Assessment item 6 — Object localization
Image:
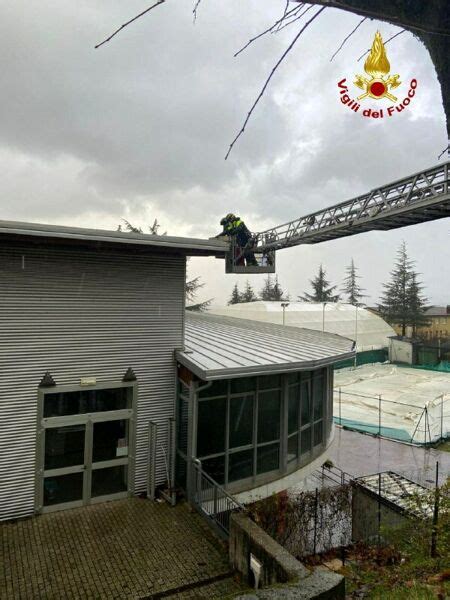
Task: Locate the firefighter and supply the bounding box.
[217,214,257,266]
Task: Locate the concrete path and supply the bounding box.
[330,427,450,486]
[1,498,246,599]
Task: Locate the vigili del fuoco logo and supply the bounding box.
[337,31,417,119]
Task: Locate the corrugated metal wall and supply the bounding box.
[0,243,185,521]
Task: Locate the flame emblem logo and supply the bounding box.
[354,31,401,101]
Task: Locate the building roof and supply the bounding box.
[356,472,432,518]
[0,219,228,257]
[209,301,395,352]
[425,306,449,317]
[176,312,355,380]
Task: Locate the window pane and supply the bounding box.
[198,379,228,398]
[288,386,299,434]
[287,372,300,385]
[231,377,256,394]
[197,398,226,457]
[175,453,187,490]
[258,374,281,390]
[301,381,311,426]
[287,433,299,464]
[44,473,83,506]
[313,375,324,421]
[92,420,128,463]
[229,449,254,482]
[314,422,323,447]
[230,395,253,449]
[177,396,189,455]
[257,391,281,443]
[44,388,129,417]
[257,443,280,474]
[91,466,127,497]
[301,428,311,455]
[202,455,225,485]
[45,425,85,470]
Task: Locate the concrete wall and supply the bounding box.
[230,512,345,599]
[352,485,409,543]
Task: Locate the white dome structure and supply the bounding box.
[209,301,395,351]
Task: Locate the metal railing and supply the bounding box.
[190,458,244,538]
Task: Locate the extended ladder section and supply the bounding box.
[254,161,450,253]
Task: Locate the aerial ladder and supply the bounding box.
[224,161,450,274]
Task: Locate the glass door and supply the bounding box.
[40,412,133,512]
[43,424,87,509]
[90,417,130,502]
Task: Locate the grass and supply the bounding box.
[435,439,450,453]
[341,528,450,599]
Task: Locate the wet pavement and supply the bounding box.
[330,427,450,486]
[1,498,247,599]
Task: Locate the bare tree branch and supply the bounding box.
[225,5,326,160]
[293,0,450,37]
[330,17,366,62]
[273,1,300,32]
[95,0,166,49]
[192,0,202,23]
[234,4,302,57]
[357,29,406,62]
[273,4,315,34]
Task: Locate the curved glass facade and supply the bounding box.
[177,367,332,492]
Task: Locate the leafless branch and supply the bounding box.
[273,4,315,34]
[330,17,366,62]
[192,0,202,23]
[234,4,301,57]
[273,1,301,32]
[357,29,406,62]
[95,0,166,49]
[225,5,326,160]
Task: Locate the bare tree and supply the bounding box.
[95,1,450,156]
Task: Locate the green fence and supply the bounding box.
[333,348,388,370]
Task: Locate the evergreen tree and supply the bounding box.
[341,258,366,305]
[378,241,429,335]
[118,218,210,311]
[259,275,289,301]
[299,265,340,302]
[241,280,258,303]
[406,272,430,335]
[228,283,242,305]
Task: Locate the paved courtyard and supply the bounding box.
[1,498,247,599]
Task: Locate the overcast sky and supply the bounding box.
[1,1,448,306]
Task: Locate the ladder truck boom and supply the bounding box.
[225,161,450,274]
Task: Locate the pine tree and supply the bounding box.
[241,280,258,303]
[271,276,289,301]
[118,218,210,311]
[378,241,428,335]
[299,265,340,302]
[341,258,366,305]
[228,283,242,305]
[259,275,289,301]
[406,272,430,335]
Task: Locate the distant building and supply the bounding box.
[369,305,449,342]
[417,306,449,340]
